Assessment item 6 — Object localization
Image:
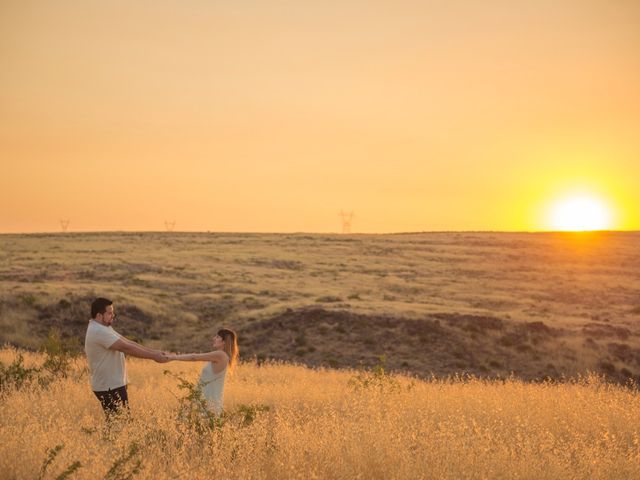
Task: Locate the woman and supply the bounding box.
[169,328,238,415]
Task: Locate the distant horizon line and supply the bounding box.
[1,229,638,236]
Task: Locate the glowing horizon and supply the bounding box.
[1,1,639,234]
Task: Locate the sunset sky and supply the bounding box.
[1,0,638,233]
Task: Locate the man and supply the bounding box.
[85,297,169,418]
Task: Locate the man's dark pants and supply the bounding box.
[93,385,129,419]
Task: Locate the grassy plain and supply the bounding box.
[1,347,639,479]
[1,231,639,380]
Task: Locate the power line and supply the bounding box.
[339,210,354,234]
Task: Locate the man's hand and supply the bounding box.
[154,352,170,363]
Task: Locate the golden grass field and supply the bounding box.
[1,232,640,478]
[1,231,639,381]
[1,347,639,480]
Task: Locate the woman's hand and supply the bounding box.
[161,353,179,361]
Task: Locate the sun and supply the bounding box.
[548,194,613,231]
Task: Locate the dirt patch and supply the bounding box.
[583,323,631,340]
[6,295,164,348]
[607,343,640,365]
[239,308,571,380]
[36,295,94,340]
[240,307,455,373]
[188,296,237,319]
[432,313,504,333]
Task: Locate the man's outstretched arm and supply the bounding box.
[110,339,168,363]
[116,336,167,355]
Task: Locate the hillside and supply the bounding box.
[1,231,639,381]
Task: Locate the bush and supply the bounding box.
[40,329,78,381]
[0,330,79,394]
[348,355,401,392]
[0,354,40,393]
[316,295,342,303]
[165,371,271,434]
[164,371,218,434]
[38,444,82,480]
[104,442,142,480]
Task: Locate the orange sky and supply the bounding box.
[1,0,639,233]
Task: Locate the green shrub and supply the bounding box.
[39,329,79,385]
[231,403,271,427]
[348,355,401,392]
[164,371,218,434]
[0,354,40,393]
[0,330,80,394]
[38,444,82,480]
[165,371,270,434]
[104,442,142,480]
[315,295,342,303]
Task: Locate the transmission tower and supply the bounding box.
[60,219,70,232]
[339,210,354,234]
[164,220,176,232]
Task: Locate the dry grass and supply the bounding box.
[1,347,639,479]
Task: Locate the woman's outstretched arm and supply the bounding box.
[168,351,223,362]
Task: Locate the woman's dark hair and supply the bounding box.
[91,297,113,318]
[217,328,239,371]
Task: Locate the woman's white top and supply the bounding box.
[199,361,227,415]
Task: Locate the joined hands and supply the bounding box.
[154,352,172,363]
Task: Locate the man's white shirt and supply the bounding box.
[84,319,127,391]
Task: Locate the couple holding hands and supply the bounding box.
[85,297,238,418]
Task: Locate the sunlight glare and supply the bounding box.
[549,195,613,231]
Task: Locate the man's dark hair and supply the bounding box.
[91,298,113,318]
